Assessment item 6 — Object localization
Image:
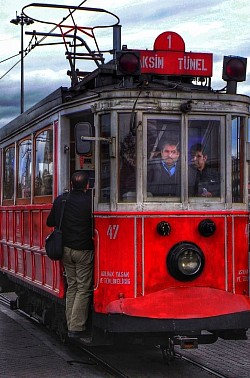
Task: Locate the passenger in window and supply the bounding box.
[189,143,220,197]
[148,138,181,196]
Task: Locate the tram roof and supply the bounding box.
[0,87,67,142]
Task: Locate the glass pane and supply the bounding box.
[188,120,220,198]
[119,114,136,202]
[100,114,111,203]
[17,140,32,198]
[147,119,181,197]
[3,146,15,200]
[232,116,244,203]
[35,129,53,196]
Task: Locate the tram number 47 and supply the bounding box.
[107,225,119,239]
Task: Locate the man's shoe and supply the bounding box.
[80,336,92,344]
[68,330,87,339]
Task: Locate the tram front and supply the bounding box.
[74,31,250,345]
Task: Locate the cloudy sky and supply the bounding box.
[0,0,250,128]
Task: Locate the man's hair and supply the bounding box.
[190,143,205,155]
[71,171,89,190]
[160,138,180,151]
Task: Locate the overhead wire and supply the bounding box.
[0,0,88,81]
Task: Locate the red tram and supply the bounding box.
[0,5,250,351]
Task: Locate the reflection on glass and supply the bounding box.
[100,114,111,203]
[17,140,32,198]
[3,146,15,200]
[188,120,220,198]
[35,129,53,196]
[147,119,181,197]
[232,116,244,203]
[119,113,136,202]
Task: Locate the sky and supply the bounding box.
[0,0,250,128]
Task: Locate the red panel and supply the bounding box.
[15,212,22,243]
[226,215,233,292]
[16,248,24,276]
[33,252,42,285]
[24,250,32,280]
[143,215,226,294]
[44,256,54,289]
[233,216,249,295]
[53,262,65,296]
[1,211,7,240]
[107,287,250,319]
[1,245,8,269]
[136,218,143,297]
[8,246,15,273]
[32,211,41,247]
[42,209,52,247]
[94,216,135,312]
[0,205,64,299]
[23,211,30,245]
[93,211,249,315]
[8,211,14,242]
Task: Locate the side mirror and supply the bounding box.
[75,122,92,154]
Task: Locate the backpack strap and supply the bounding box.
[58,193,69,230]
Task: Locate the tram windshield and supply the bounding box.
[188,120,220,199]
[146,118,221,200]
[147,119,181,198]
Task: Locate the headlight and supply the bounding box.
[178,250,201,275]
[167,242,205,281]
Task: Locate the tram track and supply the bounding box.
[175,352,229,378]
[77,342,130,378]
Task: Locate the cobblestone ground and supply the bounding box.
[178,330,250,378]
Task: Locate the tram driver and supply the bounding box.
[188,143,220,197]
[147,138,181,196]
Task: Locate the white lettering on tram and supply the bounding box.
[178,56,207,71]
[100,271,131,285]
[107,224,119,239]
[141,55,164,69]
[236,268,249,282]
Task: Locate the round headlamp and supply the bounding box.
[167,242,204,281]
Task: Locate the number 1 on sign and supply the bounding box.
[167,34,172,49]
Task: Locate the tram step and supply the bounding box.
[0,292,18,310]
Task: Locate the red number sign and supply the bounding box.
[138,31,213,77]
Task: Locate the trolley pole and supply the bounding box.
[10,12,34,114]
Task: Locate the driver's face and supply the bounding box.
[161,144,180,167]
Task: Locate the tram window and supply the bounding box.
[3,146,15,200]
[34,129,53,196]
[119,113,136,202]
[100,114,111,203]
[17,139,32,199]
[188,120,220,198]
[232,116,244,203]
[147,119,181,198]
